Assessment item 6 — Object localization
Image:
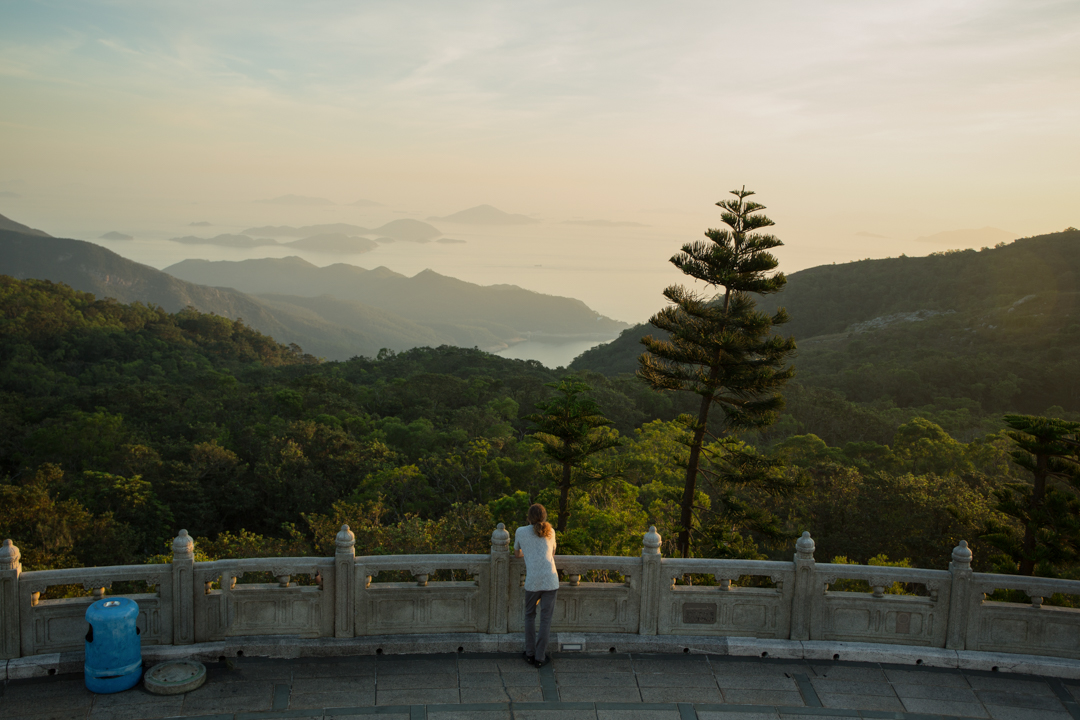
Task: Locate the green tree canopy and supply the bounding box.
[525,377,622,531]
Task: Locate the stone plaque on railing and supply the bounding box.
[682,603,717,624]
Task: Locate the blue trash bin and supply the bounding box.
[85,597,143,693]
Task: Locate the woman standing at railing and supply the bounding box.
[514,503,559,668]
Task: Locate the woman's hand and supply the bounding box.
[515,549,523,558]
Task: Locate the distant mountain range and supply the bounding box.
[99,231,133,240]
[0,212,50,238]
[0,215,626,362]
[164,256,627,341]
[428,205,539,225]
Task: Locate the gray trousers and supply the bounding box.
[524,589,558,661]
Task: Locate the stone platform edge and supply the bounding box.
[5,634,1078,682]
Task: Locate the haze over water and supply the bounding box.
[2,1,1077,363]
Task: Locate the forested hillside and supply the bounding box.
[572,229,1080,441]
[0,276,1048,584]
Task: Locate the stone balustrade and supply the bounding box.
[2,528,1080,663]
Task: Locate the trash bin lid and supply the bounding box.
[86,596,139,623]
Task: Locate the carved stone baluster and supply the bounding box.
[790,531,815,641]
[489,523,510,634]
[172,530,195,645]
[639,526,662,636]
[0,539,21,659]
[335,524,356,638]
[946,540,973,650]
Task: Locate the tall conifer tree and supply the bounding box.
[986,414,1080,576]
[638,187,795,557]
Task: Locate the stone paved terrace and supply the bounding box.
[4,652,1080,720]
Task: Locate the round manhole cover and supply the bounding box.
[143,660,206,695]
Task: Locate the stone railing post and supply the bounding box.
[639,526,662,635]
[171,530,195,645]
[946,539,973,650]
[335,525,356,638]
[790,531,815,641]
[489,523,510,633]
[0,539,21,659]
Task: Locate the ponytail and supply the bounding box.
[527,503,553,538]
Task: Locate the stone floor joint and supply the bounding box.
[793,672,823,708]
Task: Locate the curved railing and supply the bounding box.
[2,527,1078,663]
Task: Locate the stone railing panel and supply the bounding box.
[657,558,795,638]
[18,565,172,656]
[811,563,950,648]
[964,573,1080,660]
[508,556,642,635]
[192,558,334,642]
[355,554,491,636]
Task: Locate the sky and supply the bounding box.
[1,0,1078,327]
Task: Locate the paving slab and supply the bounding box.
[290,690,376,708]
[496,671,540,686]
[458,673,505,688]
[595,709,682,720]
[639,686,723,703]
[964,674,1057,696]
[983,706,1074,720]
[892,681,980,702]
[292,676,376,694]
[429,710,513,720]
[885,666,972,686]
[554,672,639,687]
[552,658,634,673]
[808,678,895,696]
[630,656,712,674]
[975,688,1069,710]
[504,686,544,702]
[716,675,797,691]
[806,665,887,682]
[720,688,804,706]
[697,712,780,720]
[510,708,598,720]
[901,695,991,716]
[376,688,460,705]
[559,686,641,702]
[379,674,459,690]
[458,687,510,703]
[816,690,905,711]
[637,673,718,688]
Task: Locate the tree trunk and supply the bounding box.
[1019,452,1049,576]
[677,391,713,558]
[557,461,572,532]
[676,291,731,559]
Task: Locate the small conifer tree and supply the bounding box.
[526,377,623,531]
[638,187,796,557]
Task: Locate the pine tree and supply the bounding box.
[986,414,1080,576]
[638,187,796,557]
[526,377,623,531]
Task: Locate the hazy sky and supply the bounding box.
[1,1,1078,320]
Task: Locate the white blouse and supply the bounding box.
[514,525,559,592]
